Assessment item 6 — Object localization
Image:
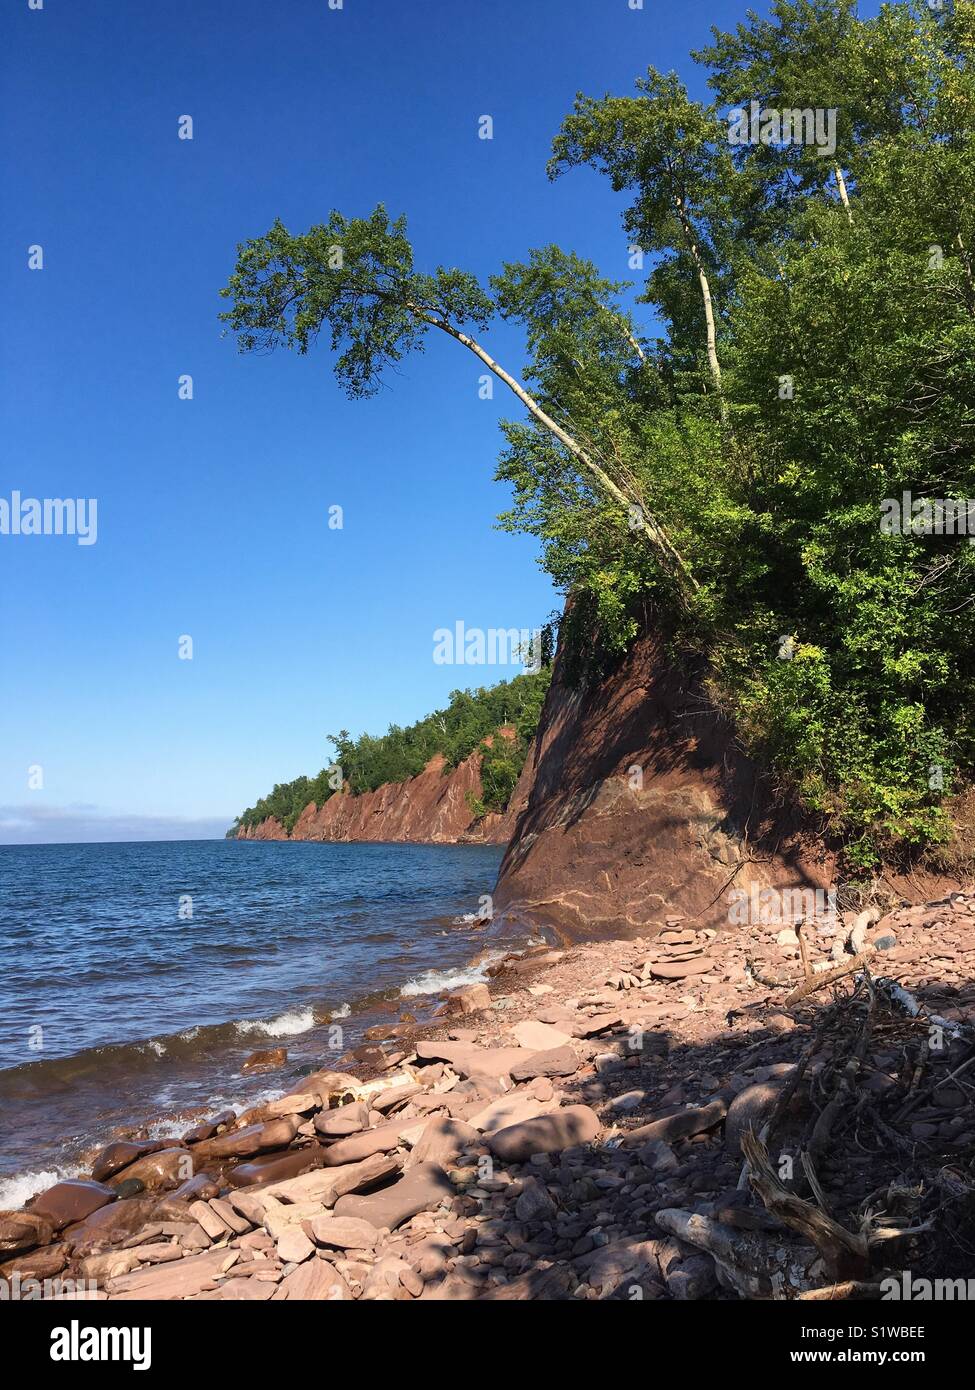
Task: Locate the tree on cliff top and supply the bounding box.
[219,208,696,597]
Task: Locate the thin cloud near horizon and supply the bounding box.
[0,804,233,846]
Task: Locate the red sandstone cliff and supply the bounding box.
[236,621,960,937]
[235,748,508,845]
[492,623,960,939]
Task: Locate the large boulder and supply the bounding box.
[227,1145,324,1189]
[333,1162,452,1231]
[487,1105,600,1163]
[319,1118,415,1167]
[0,1209,55,1255]
[90,1139,170,1182]
[407,1117,478,1169]
[724,1067,798,1155]
[314,1102,370,1138]
[192,1117,297,1163]
[29,1180,115,1232]
[509,1046,579,1081]
[64,1197,158,1255]
[107,1147,190,1192]
[489,1106,598,1162]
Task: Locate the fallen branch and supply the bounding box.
[784,948,876,1006]
[797,1279,884,1301]
[742,1130,871,1282]
[655,1207,816,1298]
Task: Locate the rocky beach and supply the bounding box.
[5,887,975,1303]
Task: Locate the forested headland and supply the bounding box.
[232,669,551,833]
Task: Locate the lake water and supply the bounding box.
[0,838,514,1204]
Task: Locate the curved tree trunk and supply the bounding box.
[407,302,698,597]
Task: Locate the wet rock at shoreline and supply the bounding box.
[0,1209,56,1255]
[193,1116,298,1163]
[163,1174,221,1209]
[29,1180,116,1232]
[64,1197,158,1255]
[108,1146,190,1192]
[183,1110,236,1144]
[91,1139,170,1183]
[228,1145,325,1189]
[242,1047,288,1072]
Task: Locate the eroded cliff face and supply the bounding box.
[235,750,508,845]
[492,625,958,940]
[236,623,959,936]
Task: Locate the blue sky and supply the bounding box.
[1,0,767,843]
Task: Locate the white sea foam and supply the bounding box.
[0,1165,83,1210]
[329,1003,351,1020]
[233,1008,316,1038]
[144,1089,281,1141]
[400,954,504,997]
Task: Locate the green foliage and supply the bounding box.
[478,736,526,814]
[507,1,975,870]
[235,670,551,831]
[219,206,494,398]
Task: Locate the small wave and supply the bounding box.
[233,1008,316,1039]
[142,1088,281,1142]
[401,956,502,997]
[0,1165,83,1209]
[329,1003,351,1020]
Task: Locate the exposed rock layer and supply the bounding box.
[492,625,960,939]
[235,751,508,845]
